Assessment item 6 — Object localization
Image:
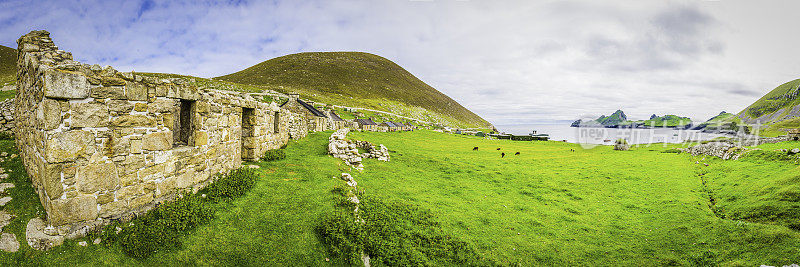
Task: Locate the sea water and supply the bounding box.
[497,124,727,145]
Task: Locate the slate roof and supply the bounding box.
[381,122,399,128]
[393,122,406,128]
[355,119,377,125]
[328,110,345,121]
[281,98,326,117]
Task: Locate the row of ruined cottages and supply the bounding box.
[12,30,421,238]
[282,93,418,133]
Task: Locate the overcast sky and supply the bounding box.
[1,0,798,125]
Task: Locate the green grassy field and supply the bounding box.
[0,131,799,265]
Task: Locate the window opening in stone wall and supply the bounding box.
[175,100,195,147]
[273,112,280,133]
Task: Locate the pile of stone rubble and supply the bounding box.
[328,129,390,170]
[684,141,745,160]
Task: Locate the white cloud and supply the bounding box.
[1,0,798,125]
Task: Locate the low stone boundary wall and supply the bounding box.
[328,129,390,170]
[685,135,792,160]
[684,142,745,160]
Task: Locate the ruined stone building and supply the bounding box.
[14,30,295,236]
[355,118,378,131]
[11,30,419,240]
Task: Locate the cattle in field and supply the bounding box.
[501,152,505,158]
[514,152,520,155]
[472,147,479,151]
[496,148,501,150]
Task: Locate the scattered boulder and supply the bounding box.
[0,233,19,252]
[0,197,11,207]
[0,183,14,194]
[788,148,800,155]
[0,211,13,232]
[613,139,630,151]
[25,218,64,251]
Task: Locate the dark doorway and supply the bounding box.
[175,100,194,147]
[273,112,280,133]
[242,108,255,160]
[242,108,255,138]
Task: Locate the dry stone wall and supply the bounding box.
[0,100,14,135]
[328,128,389,170]
[15,30,290,236]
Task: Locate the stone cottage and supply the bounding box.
[789,129,800,141]
[280,93,329,135]
[355,118,378,131]
[325,109,350,130]
[14,30,291,236]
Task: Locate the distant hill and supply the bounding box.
[738,79,800,124]
[640,114,692,128]
[572,110,693,128]
[215,52,492,128]
[0,45,15,86]
[690,111,738,131]
[571,110,626,127]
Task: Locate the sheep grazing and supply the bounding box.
[501,152,505,158]
[473,147,479,151]
[514,152,520,155]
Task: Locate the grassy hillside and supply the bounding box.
[640,114,693,127]
[215,52,491,128]
[739,79,800,124]
[0,45,15,86]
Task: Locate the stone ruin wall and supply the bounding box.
[14,30,291,235]
[0,99,14,135]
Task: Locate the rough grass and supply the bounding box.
[215,52,491,128]
[758,117,800,137]
[346,130,800,265]
[739,78,800,121]
[0,90,15,101]
[135,72,265,93]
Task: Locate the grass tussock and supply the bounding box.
[317,190,485,265]
[261,149,286,162]
[95,168,257,259]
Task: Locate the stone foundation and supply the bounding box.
[14,30,291,237]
